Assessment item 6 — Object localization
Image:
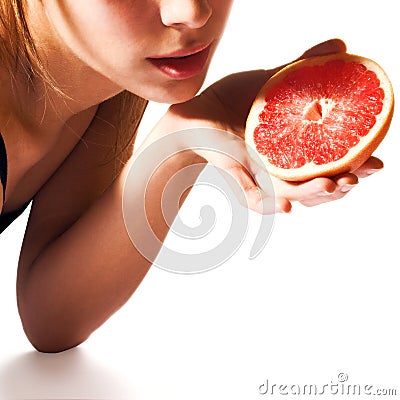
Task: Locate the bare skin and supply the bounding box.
[0,0,383,352]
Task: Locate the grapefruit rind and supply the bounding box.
[245,53,394,181]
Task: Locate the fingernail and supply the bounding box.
[317,190,335,196]
[340,184,357,193]
[366,168,382,175]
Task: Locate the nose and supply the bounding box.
[160,0,213,29]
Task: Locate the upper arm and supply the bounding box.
[18,98,135,272]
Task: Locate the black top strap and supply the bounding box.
[0,132,7,204]
[0,131,30,233]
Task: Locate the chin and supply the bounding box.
[162,91,199,104]
[139,74,207,104]
[145,91,197,105]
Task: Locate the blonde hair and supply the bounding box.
[0,0,148,168]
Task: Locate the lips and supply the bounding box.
[147,43,212,80]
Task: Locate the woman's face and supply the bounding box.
[40,0,233,103]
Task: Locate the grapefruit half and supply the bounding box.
[245,53,394,181]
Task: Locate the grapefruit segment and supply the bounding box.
[245,53,394,181]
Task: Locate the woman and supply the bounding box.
[0,0,382,353]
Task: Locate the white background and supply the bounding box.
[1,0,399,399]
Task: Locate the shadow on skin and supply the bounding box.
[0,347,135,399]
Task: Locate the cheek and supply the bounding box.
[46,1,155,64]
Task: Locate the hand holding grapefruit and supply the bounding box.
[245,53,394,181]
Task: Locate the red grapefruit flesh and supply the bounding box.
[245,53,394,181]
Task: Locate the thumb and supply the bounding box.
[221,163,277,214]
[218,157,293,215]
[299,38,347,60]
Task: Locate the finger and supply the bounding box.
[332,173,358,193]
[245,187,284,214]
[238,159,291,214]
[299,38,347,60]
[299,184,352,207]
[299,172,360,207]
[273,176,337,202]
[222,164,277,215]
[276,197,292,214]
[300,191,346,207]
[352,156,384,178]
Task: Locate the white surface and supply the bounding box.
[1,1,399,399]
